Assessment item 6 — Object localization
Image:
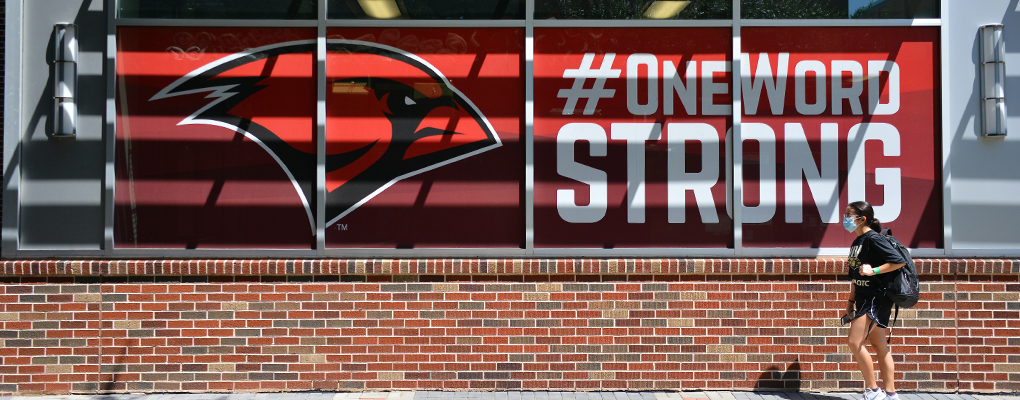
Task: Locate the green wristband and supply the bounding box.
[875,266,880,274]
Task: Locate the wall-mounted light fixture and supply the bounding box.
[53,23,77,138]
[358,0,401,19]
[643,1,691,19]
[979,24,1007,137]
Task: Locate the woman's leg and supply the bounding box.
[868,325,896,393]
[848,315,878,390]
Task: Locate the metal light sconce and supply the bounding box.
[53,23,77,137]
[979,24,1007,137]
[358,0,401,19]
[643,1,691,19]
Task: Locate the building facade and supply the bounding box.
[2,0,1018,395]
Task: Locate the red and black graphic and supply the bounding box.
[116,27,523,249]
[152,39,501,230]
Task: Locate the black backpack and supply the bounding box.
[878,228,920,309]
[864,228,921,343]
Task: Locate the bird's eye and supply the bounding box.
[404,96,416,106]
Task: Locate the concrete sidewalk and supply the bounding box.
[3,391,1019,400]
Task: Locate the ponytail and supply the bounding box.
[869,217,882,232]
[848,201,882,232]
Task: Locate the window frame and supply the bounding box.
[93,0,948,258]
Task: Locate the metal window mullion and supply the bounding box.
[113,18,320,27]
[104,0,118,255]
[525,0,535,255]
[12,246,920,258]
[739,18,940,27]
[324,20,525,28]
[316,0,328,255]
[731,0,743,255]
[940,0,952,256]
[532,20,731,28]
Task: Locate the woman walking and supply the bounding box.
[843,201,906,400]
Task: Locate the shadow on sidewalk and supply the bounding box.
[755,360,802,392]
[751,358,856,400]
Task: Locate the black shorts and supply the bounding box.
[852,293,893,328]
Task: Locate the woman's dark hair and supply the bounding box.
[848,201,882,232]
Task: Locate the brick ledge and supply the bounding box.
[1,259,1017,276]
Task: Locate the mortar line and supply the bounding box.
[955,264,959,394]
[99,266,105,395]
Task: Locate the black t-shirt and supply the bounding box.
[847,230,907,296]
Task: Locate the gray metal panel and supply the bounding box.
[3,0,25,257]
[946,0,1020,250]
[19,0,106,250]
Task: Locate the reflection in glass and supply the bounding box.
[118,0,316,19]
[535,0,731,20]
[322,28,525,249]
[115,27,319,249]
[328,0,525,19]
[741,0,938,19]
[848,0,938,18]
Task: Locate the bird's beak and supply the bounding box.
[403,98,491,160]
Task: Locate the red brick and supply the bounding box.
[0,259,1013,394]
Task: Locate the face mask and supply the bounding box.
[843,216,861,232]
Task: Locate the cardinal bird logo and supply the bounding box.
[151,39,501,232]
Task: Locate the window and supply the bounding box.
[741,0,939,19]
[118,0,317,19]
[534,0,731,20]
[328,0,525,20]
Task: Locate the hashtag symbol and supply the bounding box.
[558,53,621,115]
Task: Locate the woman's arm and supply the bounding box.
[860,262,905,276]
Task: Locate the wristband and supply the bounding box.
[875,266,881,274]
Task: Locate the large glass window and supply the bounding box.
[328,0,525,20]
[846,0,938,19]
[741,0,939,19]
[534,28,734,249]
[535,0,731,20]
[116,27,318,249]
[118,0,317,19]
[323,28,526,248]
[738,27,942,248]
[110,4,944,254]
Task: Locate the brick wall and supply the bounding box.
[0,259,1017,395]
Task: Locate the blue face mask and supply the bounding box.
[843,216,861,232]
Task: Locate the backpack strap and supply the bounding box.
[888,304,898,345]
[863,305,897,344]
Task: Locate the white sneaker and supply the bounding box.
[887,393,899,400]
[863,388,887,400]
